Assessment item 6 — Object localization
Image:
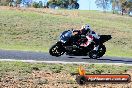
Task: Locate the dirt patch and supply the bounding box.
[0,70,131,88]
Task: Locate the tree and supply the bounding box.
[74,2,79,9]
[95,0,111,12]
[118,0,127,15]
[32,2,39,8]
[125,0,132,15]
[47,0,57,8]
[111,0,120,14]
[32,1,43,8]
[13,0,22,7]
[9,0,14,7]
[118,0,132,15]
[0,0,11,6]
[47,0,79,9]
[38,1,43,8]
[111,0,132,15]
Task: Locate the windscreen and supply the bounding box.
[60,30,72,43]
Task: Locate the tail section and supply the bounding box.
[99,35,112,43]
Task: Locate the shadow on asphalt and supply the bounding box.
[68,56,132,63]
[97,58,132,63]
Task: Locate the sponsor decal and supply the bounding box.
[76,66,131,85]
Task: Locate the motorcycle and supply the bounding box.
[49,30,112,59]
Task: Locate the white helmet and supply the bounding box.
[81,24,91,32]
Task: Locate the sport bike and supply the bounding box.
[49,30,112,59]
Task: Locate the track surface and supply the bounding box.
[0,50,132,65]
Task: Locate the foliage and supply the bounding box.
[111,0,120,14]
[0,0,22,6]
[0,0,11,6]
[32,2,39,8]
[47,0,79,9]
[38,1,43,8]
[16,0,22,4]
[111,0,132,15]
[32,1,43,8]
[95,0,111,12]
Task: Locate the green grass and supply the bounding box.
[0,61,131,75]
[0,8,132,57]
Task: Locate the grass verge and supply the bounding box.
[0,61,132,88]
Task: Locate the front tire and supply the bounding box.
[49,44,65,57]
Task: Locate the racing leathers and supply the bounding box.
[72,27,100,51]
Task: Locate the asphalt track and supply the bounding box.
[0,50,132,65]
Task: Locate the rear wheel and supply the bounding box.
[89,44,106,59]
[97,44,106,57]
[49,44,65,57]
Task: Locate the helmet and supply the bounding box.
[81,24,91,33]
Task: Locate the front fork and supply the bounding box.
[56,41,65,52]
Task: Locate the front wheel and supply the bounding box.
[89,44,106,59]
[49,44,65,57]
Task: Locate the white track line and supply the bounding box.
[0,59,132,66]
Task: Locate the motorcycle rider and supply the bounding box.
[72,24,100,52]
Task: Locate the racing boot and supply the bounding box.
[92,45,99,57]
[93,45,99,51]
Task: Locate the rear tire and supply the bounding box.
[97,44,106,57]
[49,44,65,57]
[89,44,106,59]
